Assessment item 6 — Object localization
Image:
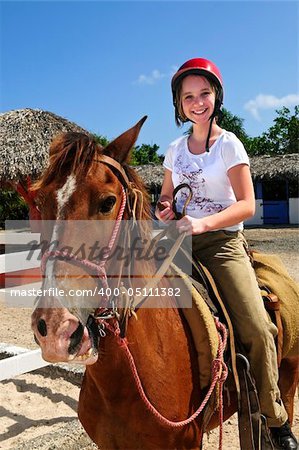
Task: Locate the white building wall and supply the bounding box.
[244,199,263,226]
[289,198,299,224]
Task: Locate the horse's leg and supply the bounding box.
[278,357,299,425]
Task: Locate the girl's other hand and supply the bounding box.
[176,215,209,235]
[155,200,175,223]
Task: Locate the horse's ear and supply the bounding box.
[104,116,147,163]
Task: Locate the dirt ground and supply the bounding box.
[0,227,298,449]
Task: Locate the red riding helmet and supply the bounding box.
[171,57,224,106]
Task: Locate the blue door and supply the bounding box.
[263,201,289,224]
[262,180,289,224]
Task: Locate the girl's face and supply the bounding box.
[181,75,216,124]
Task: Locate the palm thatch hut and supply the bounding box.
[0,108,89,184]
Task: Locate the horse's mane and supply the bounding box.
[33,132,102,188]
[32,132,151,222]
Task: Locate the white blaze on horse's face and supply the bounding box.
[32,173,99,364]
[56,174,77,219]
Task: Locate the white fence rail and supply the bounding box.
[0,232,41,245]
[0,232,47,381]
[0,345,49,381]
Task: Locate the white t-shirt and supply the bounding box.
[163,130,250,232]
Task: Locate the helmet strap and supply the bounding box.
[205,99,222,152]
[205,114,214,153]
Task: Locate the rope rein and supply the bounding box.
[100,316,228,449]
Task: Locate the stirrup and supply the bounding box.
[261,415,275,450]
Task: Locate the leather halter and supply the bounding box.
[99,155,131,189]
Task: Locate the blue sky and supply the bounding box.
[1,1,298,155]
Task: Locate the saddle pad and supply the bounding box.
[252,251,299,358]
[168,264,219,389]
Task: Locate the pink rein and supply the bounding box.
[102,316,228,450]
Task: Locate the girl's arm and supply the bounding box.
[177,164,255,234]
[155,169,176,222]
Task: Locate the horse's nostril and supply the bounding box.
[37,319,47,337]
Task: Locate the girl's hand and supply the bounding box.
[176,215,209,235]
[155,200,175,223]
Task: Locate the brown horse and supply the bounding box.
[31,118,298,449]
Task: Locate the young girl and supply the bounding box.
[155,57,297,449]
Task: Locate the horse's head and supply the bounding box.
[31,117,150,364]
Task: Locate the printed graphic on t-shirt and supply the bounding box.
[174,154,223,214]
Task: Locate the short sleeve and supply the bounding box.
[163,146,173,171]
[221,132,250,172]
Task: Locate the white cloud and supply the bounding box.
[134,69,166,85]
[134,66,179,86]
[244,94,299,120]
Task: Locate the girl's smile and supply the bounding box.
[191,108,208,116]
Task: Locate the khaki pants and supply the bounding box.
[192,230,288,427]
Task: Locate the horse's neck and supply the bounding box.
[80,307,204,448]
[86,307,200,413]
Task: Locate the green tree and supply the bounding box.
[219,108,250,145]
[0,189,28,228]
[248,106,299,156]
[130,143,162,166]
[92,134,110,147]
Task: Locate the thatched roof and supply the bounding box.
[135,154,299,188]
[0,108,89,182]
[249,153,299,181]
[134,165,165,188]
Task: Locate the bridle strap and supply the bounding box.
[98,155,131,189]
[96,155,135,216]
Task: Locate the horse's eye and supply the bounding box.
[98,196,116,214]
